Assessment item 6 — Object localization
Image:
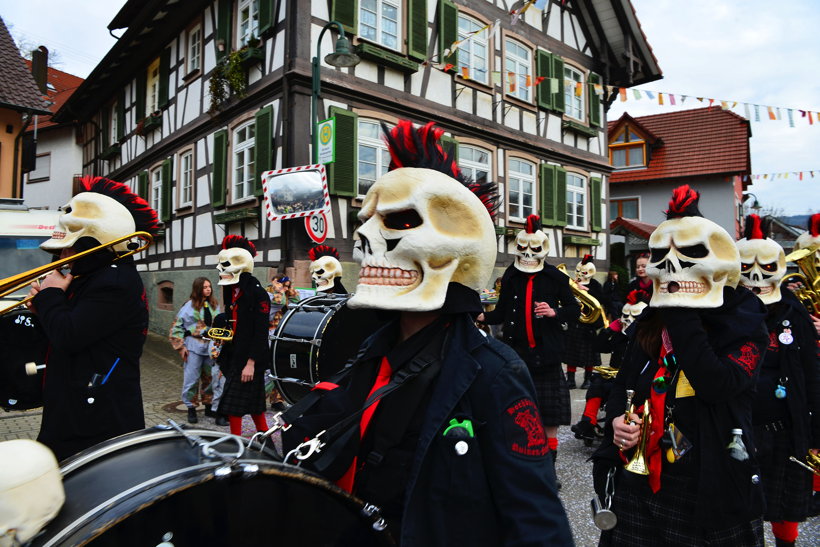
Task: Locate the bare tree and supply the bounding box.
[7,23,64,69]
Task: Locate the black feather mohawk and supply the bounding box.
[664,184,703,219]
[381,120,500,221]
[79,175,159,235]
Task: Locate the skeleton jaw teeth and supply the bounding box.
[660,280,706,294]
[743,284,772,295]
[358,266,419,286]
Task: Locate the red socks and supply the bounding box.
[771,521,798,543]
[251,413,268,433]
[566,366,577,373]
[228,415,243,436]
[547,437,559,452]
[583,397,602,425]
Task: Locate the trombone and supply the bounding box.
[0,231,153,316]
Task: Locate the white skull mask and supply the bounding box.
[215,247,254,285]
[348,168,497,312]
[311,256,342,292]
[620,300,647,331]
[737,237,786,305]
[647,216,740,308]
[575,261,596,285]
[41,192,136,253]
[515,230,549,273]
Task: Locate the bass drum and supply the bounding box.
[271,293,381,404]
[0,309,47,411]
[32,427,395,546]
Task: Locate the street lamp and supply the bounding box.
[742,192,762,211]
[311,21,360,162]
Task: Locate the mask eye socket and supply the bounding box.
[64,206,72,214]
[383,209,422,230]
[220,261,231,268]
[649,248,669,263]
[315,269,325,275]
[530,246,542,253]
[740,263,753,272]
[517,244,527,252]
[677,244,709,259]
[760,262,779,272]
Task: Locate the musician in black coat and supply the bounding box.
[564,254,605,389]
[29,176,158,461]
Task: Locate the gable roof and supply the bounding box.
[608,107,751,184]
[24,60,83,130]
[610,216,656,240]
[0,17,50,114]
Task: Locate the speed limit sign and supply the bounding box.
[305,211,328,243]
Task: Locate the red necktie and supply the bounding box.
[336,356,393,493]
[647,328,672,493]
[525,274,536,348]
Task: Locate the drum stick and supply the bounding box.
[24,362,46,376]
[101,357,120,384]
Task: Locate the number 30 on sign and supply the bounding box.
[305,211,328,243]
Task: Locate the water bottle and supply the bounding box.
[726,428,749,461]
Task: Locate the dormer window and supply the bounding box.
[609,126,646,168]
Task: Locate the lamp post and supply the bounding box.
[742,192,762,212]
[311,21,360,162]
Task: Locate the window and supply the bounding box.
[233,121,256,201]
[610,198,638,219]
[28,153,51,182]
[358,119,391,197]
[566,173,587,229]
[360,0,401,51]
[188,24,202,73]
[505,39,532,102]
[178,150,194,207]
[457,15,489,85]
[508,158,536,220]
[150,166,163,214]
[237,0,260,46]
[563,65,585,121]
[146,58,160,114]
[458,145,491,184]
[609,127,646,168]
[109,103,118,145]
[157,281,174,311]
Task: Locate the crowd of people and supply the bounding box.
[8,122,819,546]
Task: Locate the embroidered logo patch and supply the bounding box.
[259,299,270,314]
[727,342,761,376]
[766,331,779,353]
[504,398,548,457]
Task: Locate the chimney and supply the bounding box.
[31,46,48,95]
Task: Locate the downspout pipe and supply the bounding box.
[12,112,33,201]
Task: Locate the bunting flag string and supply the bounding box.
[731,171,819,183]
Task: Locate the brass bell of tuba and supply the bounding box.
[782,247,820,316]
[556,264,609,328]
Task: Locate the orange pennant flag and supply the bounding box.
[767,106,776,120]
[534,76,545,86]
[443,63,454,72]
[526,74,532,87]
[658,92,664,105]
[461,66,470,79]
[619,87,627,101]
[508,72,516,92]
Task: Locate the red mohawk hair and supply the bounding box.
[742,214,767,240]
[79,175,159,235]
[626,289,651,305]
[808,213,820,237]
[581,254,594,265]
[308,245,340,261]
[382,120,500,220]
[665,185,702,219]
[525,214,541,234]
[221,234,257,256]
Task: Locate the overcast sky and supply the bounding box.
[3,0,818,216]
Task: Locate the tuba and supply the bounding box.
[557,264,609,328]
[782,247,820,315]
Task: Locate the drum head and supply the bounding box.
[0,310,46,410]
[34,427,394,546]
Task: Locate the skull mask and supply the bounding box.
[648,186,739,308]
[215,235,256,286]
[575,254,596,285]
[620,300,647,331]
[348,168,497,312]
[308,245,343,292]
[41,192,136,253]
[736,215,786,305]
[515,214,549,273]
[794,213,820,269]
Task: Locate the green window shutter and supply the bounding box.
[258,0,275,37]
[590,177,602,231]
[328,106,357,197]
[116,92,125,140]
[555,166,567,227]
[588,72,601,128]
[212,129,228,208]
[551,54,565,114]
[216,0,233,60]
[135,71,146,121]
[331,0,358,35]
[254,105,273,197]
[439,134,458,164]
[138,171,149,200]
[536,50,553,110]
[438,0,458,70]
[540,163,556,226]
[161,158,173,222]
[101,108,110,148]
[407,0,427,61]
[158,48,171,109]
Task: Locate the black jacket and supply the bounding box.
[34,257,147,461]
[483,264,579,360]
[220,272,270,376]
[594,286,769,527]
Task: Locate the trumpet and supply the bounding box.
[783,247,820,315]
[789,452,820,476]
[0,231,153,316]
[557,264,609,328]
[624,400,652,475]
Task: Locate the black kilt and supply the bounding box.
[530,364,571,426]
[603,473,764,547]
[586,374,615,403]
[564,321,601,368]
[217,367,267,417]
[754,425,812,522]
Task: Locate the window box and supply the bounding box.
[357,42,419,73]
[562,120,599,138]
[214,207,259,224]
[100,143,121,161]
[237,46,264,69]
[136,112,162,136]
[495,225,517,237]
[153,228,166,240]
[563,235,600,246]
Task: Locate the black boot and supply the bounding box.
[580,370,592,389]
[550,449,562,491]
[214,414,228,427]
[571,416,595,445]
[566,371,576,389]
[774,539,795,547]
[187,407,198,424]
[204,407,216,418]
